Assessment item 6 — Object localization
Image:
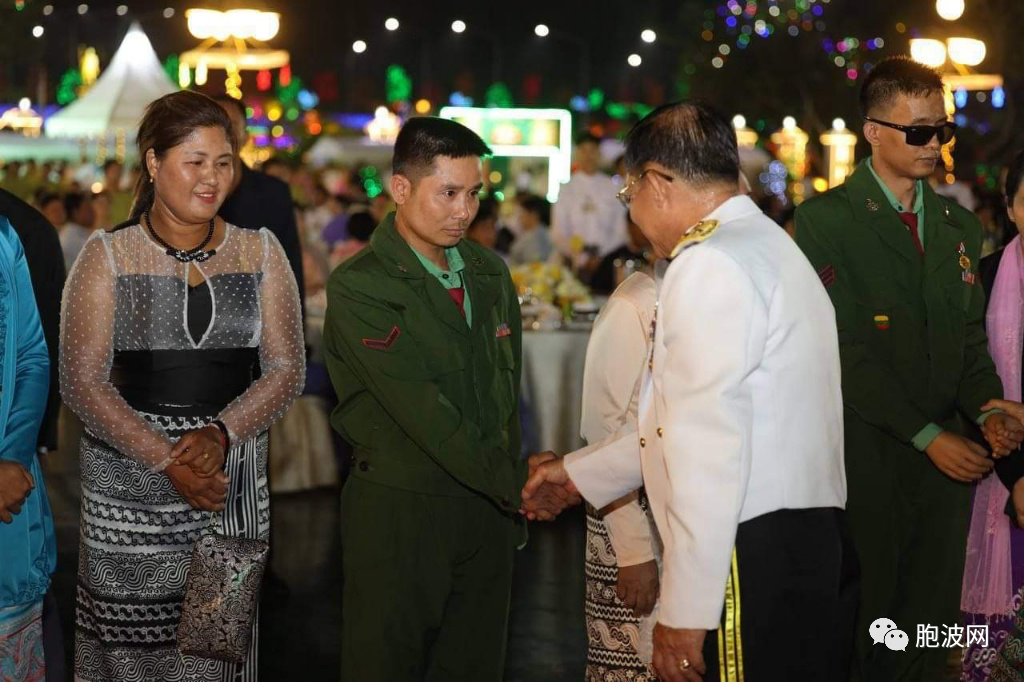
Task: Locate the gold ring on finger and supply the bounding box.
[679,658,691,671]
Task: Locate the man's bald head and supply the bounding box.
[624,101,740,190]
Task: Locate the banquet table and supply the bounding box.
[519,327,592,457]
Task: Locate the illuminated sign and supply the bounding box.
[439,106,572,202]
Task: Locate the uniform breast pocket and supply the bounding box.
[856,278,905,326]
[854,278,914,361]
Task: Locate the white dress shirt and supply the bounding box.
[551,172,627,261]
[564,194,846,629]
[580,272,658,567]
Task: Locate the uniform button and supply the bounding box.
[640,438,646,447]
[358,461,369,472]
[657,428,663,437]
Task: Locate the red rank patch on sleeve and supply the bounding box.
[362,326,400,350]
[817,264,836,288]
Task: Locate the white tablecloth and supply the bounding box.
[520,329,591,456]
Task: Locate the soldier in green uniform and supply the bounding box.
[323,117,528,681]
[796,56,1024,681]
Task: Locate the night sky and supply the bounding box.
[3,0,685,103]
[0,0,1019,156]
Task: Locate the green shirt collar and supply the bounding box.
[409,243,472,327]
[867,157,924,215]
[411,245,466,281]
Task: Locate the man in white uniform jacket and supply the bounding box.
[523,102,852,682]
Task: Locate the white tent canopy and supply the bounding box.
[45,22,177,139]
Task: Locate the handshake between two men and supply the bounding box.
[519,451,732,681]
[517,403,1024,682]
[518,400,1024,522]
[520,452,580,521]
[520,400,1024,522]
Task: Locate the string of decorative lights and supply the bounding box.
[695,0,893,84]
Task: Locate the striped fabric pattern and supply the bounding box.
[584,505,658,682]
[74,413,269,682]
[716,550,745,682]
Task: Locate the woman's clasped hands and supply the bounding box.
[164,425,229,512]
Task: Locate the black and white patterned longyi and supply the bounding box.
[74,414,269,682]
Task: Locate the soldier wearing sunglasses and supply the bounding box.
[796,56,1024,682]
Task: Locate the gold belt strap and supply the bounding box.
[717,549,745,682]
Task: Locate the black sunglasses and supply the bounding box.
[864,117,958,146]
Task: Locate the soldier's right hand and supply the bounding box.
[521,457,581,521]
[924,431,993,482]
[0,460,35,523]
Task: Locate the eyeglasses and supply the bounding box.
[617,168,675,207]
[864,116,958,147]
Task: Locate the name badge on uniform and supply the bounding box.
[496,323,512,338]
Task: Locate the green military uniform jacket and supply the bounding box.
[796,159,1002,455]
[323,213,526,517]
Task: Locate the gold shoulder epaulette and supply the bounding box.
[669,220,719,259]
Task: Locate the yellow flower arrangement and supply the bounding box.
[510,262,592,308]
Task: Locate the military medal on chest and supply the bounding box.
[958,241,976,284]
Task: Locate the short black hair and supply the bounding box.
[347,211,377,242]
[576,131,602,147]
[859,56,944,117]
[64,192,86,217]
[519,194,551,225]
[103,159,122,171]
[1006,148,1024,205]
[214,95,247,122]
[392,117,491,180]
[623,101,739,188]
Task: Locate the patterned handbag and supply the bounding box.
[176,526,269,664]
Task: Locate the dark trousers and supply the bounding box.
[846,445,971,682]
[340,477,516,682]
[700,507,857,682]
[42,588,65,682]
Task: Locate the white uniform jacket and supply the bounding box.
[564,194,847,629]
